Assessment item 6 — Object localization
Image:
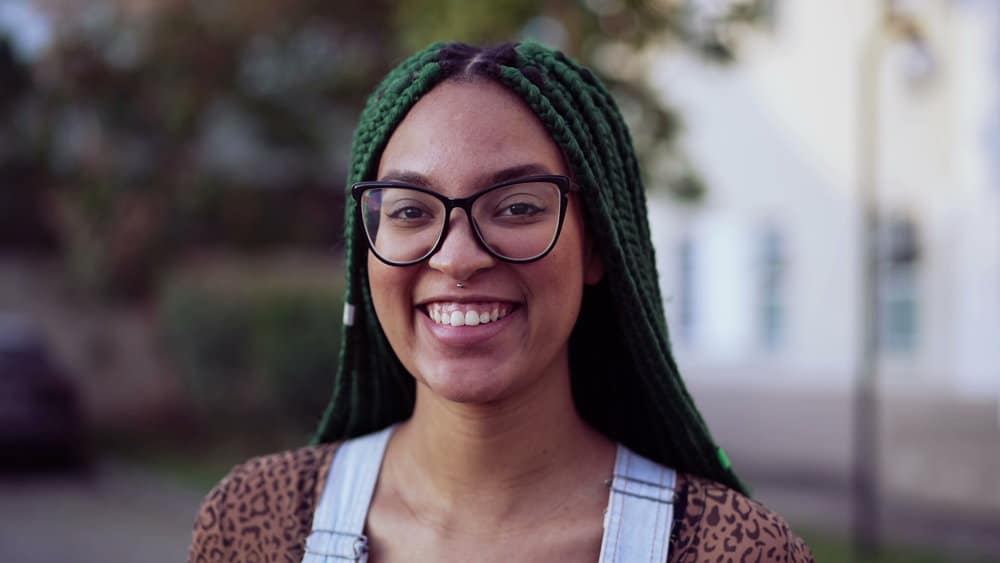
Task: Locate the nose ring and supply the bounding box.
[456,282,465,289]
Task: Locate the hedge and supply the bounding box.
[161,263,343,432]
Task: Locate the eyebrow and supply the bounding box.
[378,163,556,189]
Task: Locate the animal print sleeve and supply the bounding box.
[188,444,337,563]
[670,474,816,563]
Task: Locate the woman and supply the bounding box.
[190,42,814,562]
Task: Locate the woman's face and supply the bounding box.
[368,79,603,405]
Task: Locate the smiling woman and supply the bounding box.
[189,42,815,563]
[366,80,600,408]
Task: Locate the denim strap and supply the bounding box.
[598,445,677,563]
[302,426,394,563]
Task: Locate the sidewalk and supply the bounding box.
[686,378,1000,558]
[0,461,203,563]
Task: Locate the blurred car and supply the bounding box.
[0,313,86,469]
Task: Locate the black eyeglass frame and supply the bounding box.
[351,174,579,267]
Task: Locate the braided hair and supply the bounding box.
[313,41,746,494]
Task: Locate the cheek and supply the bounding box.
[551,209,591,284]
[367,254,416,335]
[530,222,588,326]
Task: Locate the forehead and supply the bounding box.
[376,79,566,191]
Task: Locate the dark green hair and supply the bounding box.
[313,41,746,494]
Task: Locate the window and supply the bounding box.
[759,227,785,351]
[880,217,921,353]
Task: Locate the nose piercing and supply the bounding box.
[456,282,465,289]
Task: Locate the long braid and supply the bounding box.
[551,54,730,483]
[507,48,695,457]
[548,48,737,487]
[315,47,449,442]
[314,41,746,494]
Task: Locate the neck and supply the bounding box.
[385,361,614,526]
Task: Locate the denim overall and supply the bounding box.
[302,426,676,563]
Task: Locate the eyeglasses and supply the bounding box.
[352,175,577,266]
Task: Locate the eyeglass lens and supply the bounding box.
[359,181,563,264]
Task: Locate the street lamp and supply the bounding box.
[854,0,934,558]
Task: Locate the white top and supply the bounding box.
[302,426,677,563]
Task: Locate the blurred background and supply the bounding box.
[0,0,997,561]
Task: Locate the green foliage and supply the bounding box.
[250,289,344,416]
[23,0,771,298]
[389,0,771,200]
[394,0,538,52]
[392,0,768,60]
[32,0,396,297]
[162,267,344,431]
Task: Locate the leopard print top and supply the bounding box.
[189,444,815,563]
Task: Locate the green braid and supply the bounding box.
[499,45,731,486]
[313,41,748,495]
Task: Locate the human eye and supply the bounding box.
[499,200,545,217]
[493,191,549,221]
[387,204,432,220]
[385,202,436,226]
[381,190,439,227]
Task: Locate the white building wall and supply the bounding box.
[947,0,1000,396]
[648,0,1000,395]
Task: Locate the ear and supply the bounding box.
[583,237,604,285]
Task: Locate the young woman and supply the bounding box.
[190,42,814,563]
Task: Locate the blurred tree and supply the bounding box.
[0,33,59,251]
[26,0,768,298]
[395,0,772,200]
[33,0,398,297]
[0,36,31,108]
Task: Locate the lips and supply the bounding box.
[418,299,519,347]
[425,302,512,326]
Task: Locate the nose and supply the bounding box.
[427,209,496,281]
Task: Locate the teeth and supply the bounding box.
[426,302,513,327]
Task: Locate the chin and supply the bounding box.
[415,362,515,405]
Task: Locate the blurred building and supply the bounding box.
[645,1,1000,545]
[648,0,1000,398]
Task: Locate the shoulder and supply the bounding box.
[188,443,339,563]
[671,473,815,563]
